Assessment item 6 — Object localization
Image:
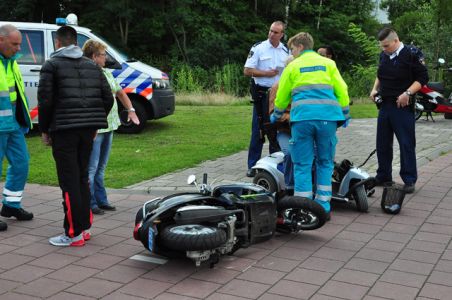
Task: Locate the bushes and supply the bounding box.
[343,65,377,98]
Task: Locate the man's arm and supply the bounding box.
[370,78,380,100]
[244,67,279,78]
[37,61,55,134]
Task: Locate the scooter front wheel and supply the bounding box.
[353,184,369,212]
[253,171,277,193]
[160,224,227,251]
[277,196,327,231]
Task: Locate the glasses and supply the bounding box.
[97,53,107,57]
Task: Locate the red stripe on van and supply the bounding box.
[30,107,38,119]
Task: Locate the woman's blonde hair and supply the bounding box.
[288,32,314,50]
[82,39,107,58]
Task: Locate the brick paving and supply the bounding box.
[0,117,451,299]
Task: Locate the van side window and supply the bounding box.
[17,30,44,65]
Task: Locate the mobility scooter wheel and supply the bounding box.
[160,224,227,251]
[353,185,369,212]
[277,196,327,231]
[253,171,277,193]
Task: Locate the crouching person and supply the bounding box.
[270,32,350,217]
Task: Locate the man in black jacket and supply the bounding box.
[38,26,113,247]
[370,28,428,194]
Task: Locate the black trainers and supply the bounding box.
[0,220,7,231]
[99,204,116,211]
[0,205,33,221]
[373,178,395,187]
[246,169,256,177]
[403,183,415,194]
[91,207,105,215]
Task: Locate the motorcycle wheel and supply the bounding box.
[253,171,277,193]
[277,196,327,231]
[415,109,423,121]
[160,224,227,251]
[445,113,452,120]
[353,185,369,212]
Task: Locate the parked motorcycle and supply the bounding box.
[415,58,452,121]
[252,150,376,212]
[133,174,327,267]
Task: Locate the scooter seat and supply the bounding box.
[427,82,445,94]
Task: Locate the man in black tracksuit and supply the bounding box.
[38,26,113,246]
[370,28,428,194]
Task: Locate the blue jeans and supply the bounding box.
[277,131,294,189]
[88,131,113,208]
[0,129,29,208]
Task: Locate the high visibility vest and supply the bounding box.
[0,56,32,132]
[275,50,350,122]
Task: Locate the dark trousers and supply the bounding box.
[248,84,278,169]
[376,101,417,185]
[50,129,96,238]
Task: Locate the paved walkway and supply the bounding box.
[0,117,450,299]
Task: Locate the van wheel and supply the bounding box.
[117,100,147,134]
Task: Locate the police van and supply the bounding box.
[0,14,175,133]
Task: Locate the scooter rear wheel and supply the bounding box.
[277,196,327,231]
[160,224,227,251]
[253,171,277,193]
[353,185,369,212]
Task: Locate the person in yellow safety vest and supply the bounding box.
[270,32,350,217]
[0,24,34,231]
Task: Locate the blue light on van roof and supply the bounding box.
[56,18,67,25]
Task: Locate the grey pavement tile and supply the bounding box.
[236,267,286,285]
[233,246,272,261]
[354,214,390,226]
[335,230,374,243]
[379,269,427,288]
[46,264,100,283]
[259,293,300,300]
[67,277,123,298]
[28,252,80,269]
[217,279,270,299]
[312,246,356,262]
[267,279,319,299]
[0,279,21,294]
[310,295,348,300]
[167,278,221,298]
[419,283,452,299]
[374,231,413,244]
[427,270,452,286]
[11,241,58,257]
[73,253,124,270]
[213,255,257,272]
[366,239,406,252]
[406,239,447,254]
[94,264,148,283]
[47,291,97,300]
[382,222,419,235]
[398,248,441,264]
[355,247,399,263]
[0,264,54,283]
[270,246,313,261]
[13,277,73,298]
[434,259,452,273]
[413,231,452,244]
[344,258,390,274]
[0,253,35,270]
[206,292,250,300]
[0,244,19,255]
[153,293,199,300]
[442,249,452,260]
[0,292,42,299]
[99,242,143,258]
[368,281,419,300]
[118,278,173,299]
[84,233,126,247]
[346,222,382,234]
[190,267,240,284]
[389,258,434,275]
[299,257,345,273]
[332,269,379,287]
[56,243,105,258]
[324,238,366,252]
[420,223,452,236]
[253,255,298,273]
[142,259,197,284]
[317,280,369,300]
[284,267,333,285]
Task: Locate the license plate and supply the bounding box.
[148,227,154,252]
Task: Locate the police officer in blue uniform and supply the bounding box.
[370,28,428,194]
[244,21,290,177]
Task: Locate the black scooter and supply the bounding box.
[133,174,327,267]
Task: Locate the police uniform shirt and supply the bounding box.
[244,40,289,88]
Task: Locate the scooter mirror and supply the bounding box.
[438,58,445,64]
[187,175,197,185]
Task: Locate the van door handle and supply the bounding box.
[30,68,41,72]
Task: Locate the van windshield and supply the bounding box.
[91,31,131,61]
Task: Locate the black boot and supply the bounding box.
[0,220,7,231]
[0,205,34,221]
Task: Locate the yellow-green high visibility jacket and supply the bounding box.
[274,50,350,122]
[0,54,32,132]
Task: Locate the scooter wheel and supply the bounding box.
[160,224,227,251]
[253,171,277,193]
[277,196,327,231]
[353,185,369,212]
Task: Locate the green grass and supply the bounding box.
[3,100,378,188]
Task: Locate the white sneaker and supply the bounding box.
[49,233,85,247]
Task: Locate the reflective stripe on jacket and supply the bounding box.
[0,55,32,132]
[274,50,350,122]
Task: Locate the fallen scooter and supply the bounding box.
[133,174,327,267]
[252,150,376,212]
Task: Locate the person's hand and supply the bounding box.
[41,133,51,146]
[267,69,279,77]
[342,119,350,128]
[269,113,279,124]
[128,111,140,125]
[370,89,378,101]
[396,92,410,108]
